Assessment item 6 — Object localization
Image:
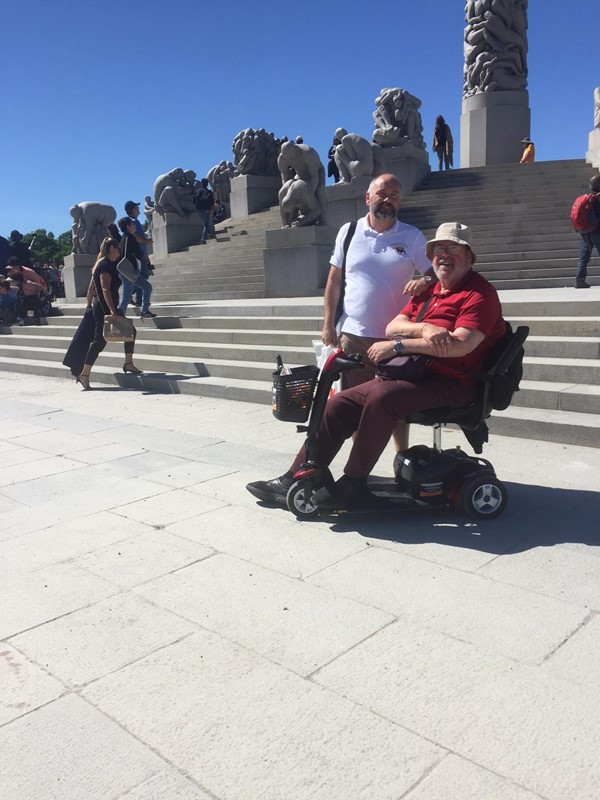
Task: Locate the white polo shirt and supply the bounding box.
[330,215,431,338]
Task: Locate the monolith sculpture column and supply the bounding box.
[460,0,530,166]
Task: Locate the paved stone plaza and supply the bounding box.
[0,369,599,800]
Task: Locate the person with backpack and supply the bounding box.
[194,178,215,244]
[571,174,600,289]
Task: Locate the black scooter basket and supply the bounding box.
[272,365,319,422]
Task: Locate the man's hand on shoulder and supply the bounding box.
[403,276,432,296]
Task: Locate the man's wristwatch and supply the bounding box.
[393,339,405,354]
[421,275,434,284]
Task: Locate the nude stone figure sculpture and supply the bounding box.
[69,201,117,254]
[143,196,155,232]
[207,160,236,204]
[594,87,600,130]
[372,88,426,149]
[153,168,196,217]
[464,0,528,96]
[277,141,327,227]
[232,128,280,176]
[332,128,386,182]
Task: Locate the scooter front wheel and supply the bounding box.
[287,479,320,518]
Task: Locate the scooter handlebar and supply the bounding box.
[322,348,363,374]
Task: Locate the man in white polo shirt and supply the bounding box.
[321,172,435,448]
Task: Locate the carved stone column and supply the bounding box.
[460,0,531,167]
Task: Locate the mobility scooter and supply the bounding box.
[271,324,529,520]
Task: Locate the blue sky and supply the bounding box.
[2,0,597,237]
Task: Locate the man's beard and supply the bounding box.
[370,201,396,220]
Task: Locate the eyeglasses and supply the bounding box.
[432,244,463,256]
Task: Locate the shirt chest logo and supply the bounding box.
[390,242,408,256]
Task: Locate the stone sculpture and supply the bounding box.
[277,141,327,227]
[69,201,117,254]
[372,88,426,149]
[143,196,155,232]
[232,128,280,176]
[333,128,386,182]
[594,87,600,130]
[464,0,528,96]
[152,168,197,217]
[207,160,236,204]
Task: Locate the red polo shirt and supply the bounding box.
[400,269,505,384]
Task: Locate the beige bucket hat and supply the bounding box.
[426,222,476,263]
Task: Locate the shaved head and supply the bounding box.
[367,173,401,196]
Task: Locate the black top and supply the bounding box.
[120,232,143,269]
[93,257,121,314]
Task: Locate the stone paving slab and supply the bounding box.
[0,643,65,725]
[9,593,198,687]
[314,622,600,800]
[0,370,599,799]
[402,753,544,799]
[135,554,394,676]
[0,694,166,800]
[83,631,442,800]
[307,546,587,664]
[0,510,149,574]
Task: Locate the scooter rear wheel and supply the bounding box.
[287,480,319,518]
[458,474,507,519]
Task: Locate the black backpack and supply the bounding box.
[439,321,527,411]
[485,321,526,410]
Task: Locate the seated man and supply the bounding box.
[247,222,506,509]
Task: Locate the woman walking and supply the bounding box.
[432,115,453,171]
[117,217,155,318]
[77,237,142,389]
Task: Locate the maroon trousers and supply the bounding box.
[290,374,474,478]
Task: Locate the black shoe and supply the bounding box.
[246,475,292,505]
[313,475,372,510]
[140,310,157,318]
[575,280,591,289]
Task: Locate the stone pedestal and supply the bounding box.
[586,129,600,170]
[461,90,530,167]
[325,178,371,231]
[152,212,203,257]
[230,175,281,219]
[324,147,430,230]
[379,143,430,193]
[263,226,337,297]
[63,254,96,301]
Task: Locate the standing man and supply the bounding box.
[194,179,215,244]
[573,174,600,289]
[124,201,153,307]
[321,173,436,450]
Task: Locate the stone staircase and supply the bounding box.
[149,206,281,302]
[1,289,598,448]
[147,159,598,304]
[399,159,599,289]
